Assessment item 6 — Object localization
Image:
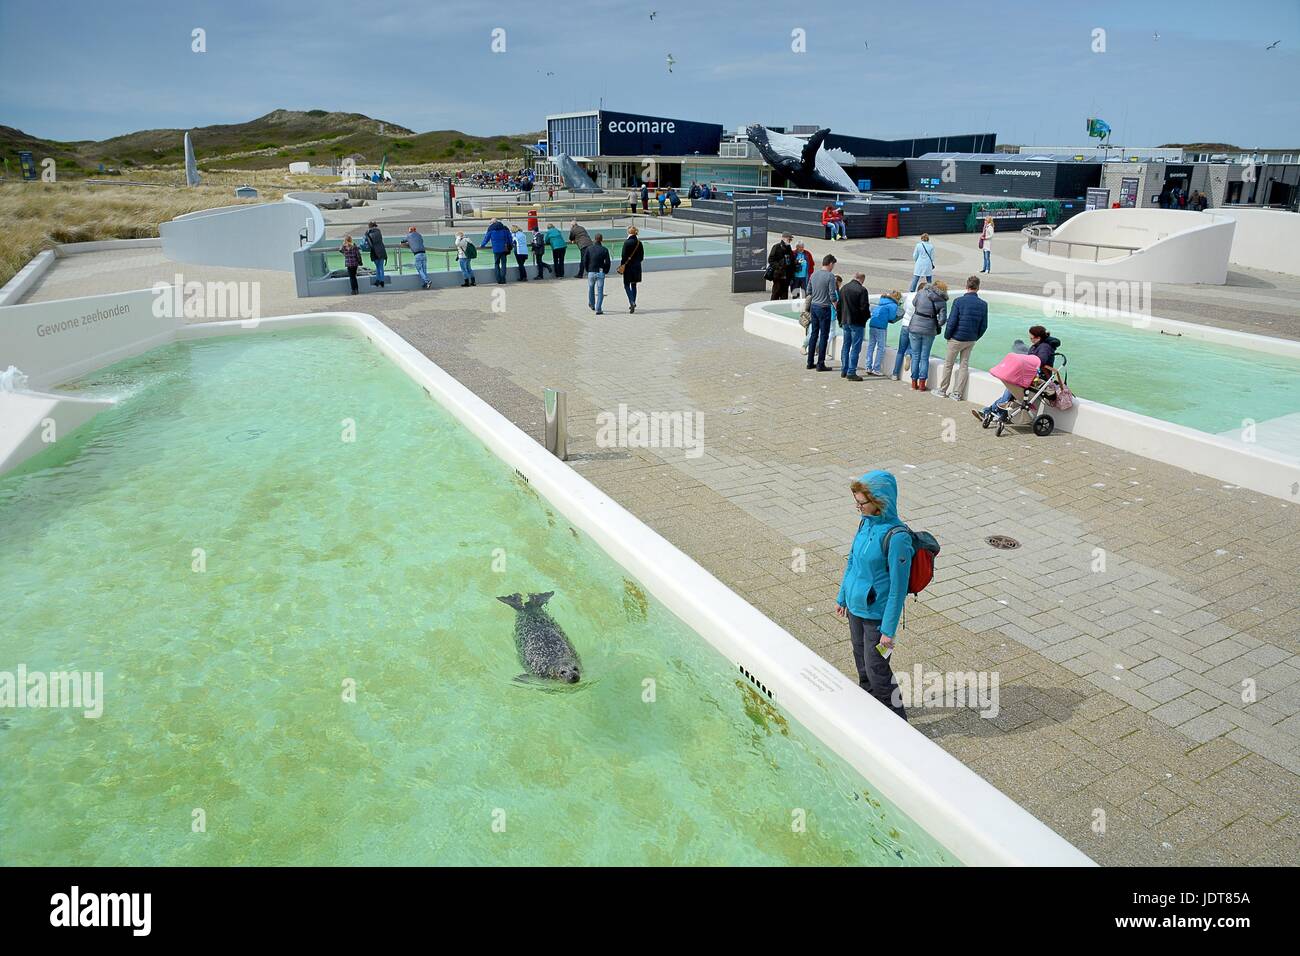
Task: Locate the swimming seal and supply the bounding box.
[496,591,582,684]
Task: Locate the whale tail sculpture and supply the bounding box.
[550,153,602,193]
[183,131,201,187]
[745,123,858,194]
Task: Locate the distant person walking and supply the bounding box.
[511,224,531,281]
[401,225,430,289]
[839,272,871,381]
[569,220,592,278]
[768,232,795,300]
[584,233,612,314]
[836,469,914,721]
[619,225,645,313]
[545,222,567,277]
[978,216,994,273]
[865,290,903,376]
[364,221,387,287]
[806,254,838,372]
[668,187,680,215]
[480,218,514,284]
[907,279,948,391]
[627,189,638,215]
[455,230,475,286]
[340,234,362,295]
[909,233,935,292]
[935,275,988,401]
[530,226,552,278]
[640,182,649,212]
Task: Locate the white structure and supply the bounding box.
[159,195,323,272]
[1021,208,1235,284]
[288,161,311,174]
[1210,207,1300,276]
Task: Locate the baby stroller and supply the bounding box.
[979,351,1069,437]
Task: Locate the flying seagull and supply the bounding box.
[649,11,657,19]
[666,53,676,72]
[1266,40,1280,50]
[1152,31,1160,41]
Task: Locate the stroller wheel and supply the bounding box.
[995,420,1006,437]
[1033,414,1055,437]
[981,411,993,429]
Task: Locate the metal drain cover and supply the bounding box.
[986,535,1021,550]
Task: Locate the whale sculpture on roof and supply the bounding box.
[745,124,858,193]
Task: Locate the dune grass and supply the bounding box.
[0,169,336,288]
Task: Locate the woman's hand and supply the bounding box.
[835,604,847,618]
[879,634,894,649]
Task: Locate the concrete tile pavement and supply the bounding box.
[19,247,1300,866]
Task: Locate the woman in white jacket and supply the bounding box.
[979,216,994,273]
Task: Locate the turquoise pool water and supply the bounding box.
[0,328,956,866]
[773,301,1300,449]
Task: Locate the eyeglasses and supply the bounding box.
[853,498,873,512]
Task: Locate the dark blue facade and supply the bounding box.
[597,110,723,157]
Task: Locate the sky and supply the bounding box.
[2,0,1298,148]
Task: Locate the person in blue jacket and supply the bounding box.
[480,218,514,284]
[836,469,913,719]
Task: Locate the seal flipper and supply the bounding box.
[527,591,555,608]
[799,128,831,173]
[497,593,525,610]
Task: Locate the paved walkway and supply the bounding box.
[20,242,1300,866]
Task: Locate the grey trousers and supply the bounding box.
[847,612,908,720]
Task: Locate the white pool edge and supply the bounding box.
[743,297,1300,503]
[173,313,1094,866]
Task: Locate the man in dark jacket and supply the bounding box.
[767,233,794,300]
[480,219,514,284]
[364,221,387,287]
[838,273,871,381]
[936,275,989,401]
[569,220,592,278]
[583,234,612,314]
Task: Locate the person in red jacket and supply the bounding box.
[822,205,836,240]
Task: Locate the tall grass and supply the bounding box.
[0,169,334,287]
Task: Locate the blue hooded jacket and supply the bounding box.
[836,470,914,637]
[481,220,514,254]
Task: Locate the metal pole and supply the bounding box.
[544,388,568,460]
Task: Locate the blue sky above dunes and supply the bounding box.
[1,0,1297,147]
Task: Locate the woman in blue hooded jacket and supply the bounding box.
[836,470,913,719]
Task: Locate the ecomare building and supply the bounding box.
[538,108,994,191]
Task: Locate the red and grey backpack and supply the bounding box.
[882,525,940,595]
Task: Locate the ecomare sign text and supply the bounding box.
[607,120,676,134]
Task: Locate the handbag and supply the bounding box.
[799,307,812,328]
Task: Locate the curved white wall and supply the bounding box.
[1210,207,1300,276]
[160,196,325,272]
[1021,208,1235,284]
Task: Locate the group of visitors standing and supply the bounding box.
[338,216,646,312]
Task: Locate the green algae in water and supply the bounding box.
[0,328,958,866]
